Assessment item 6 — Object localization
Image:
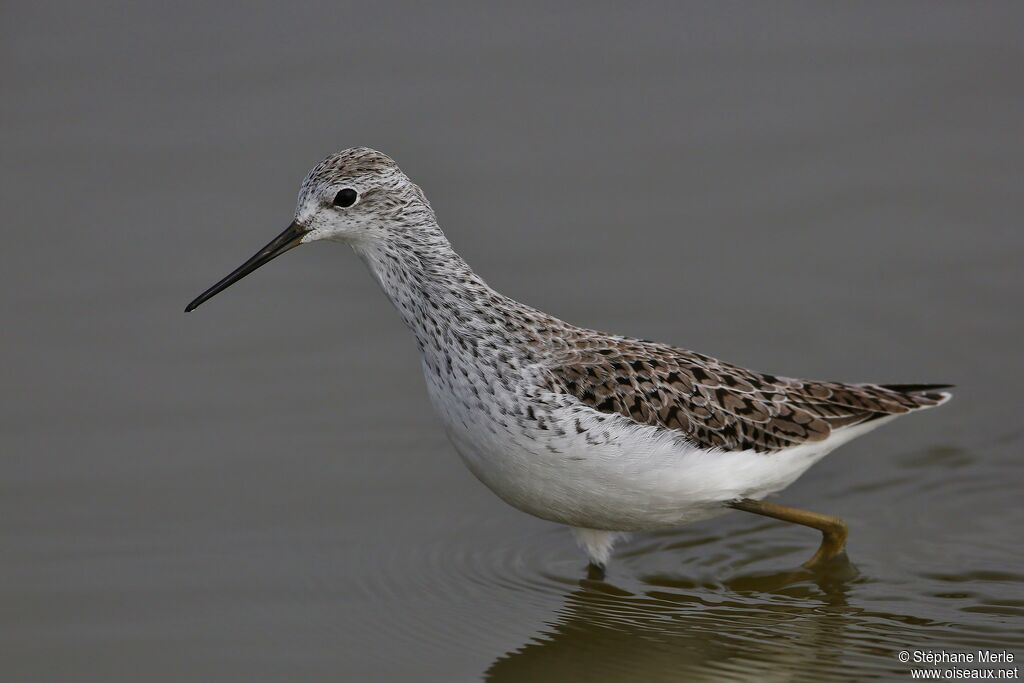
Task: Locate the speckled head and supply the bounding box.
[184,147,436,312]
[296,147,434,245]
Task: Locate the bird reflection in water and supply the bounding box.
[486,556,867,682]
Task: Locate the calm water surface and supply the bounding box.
[2,3,1022,681]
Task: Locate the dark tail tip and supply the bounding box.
[880,383,954,404]
[879,383,954,394]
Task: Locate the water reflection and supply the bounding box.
[487,569,856,679]
[486,560,922,682]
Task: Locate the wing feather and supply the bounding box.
[543,335,947,453]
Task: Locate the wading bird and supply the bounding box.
[186,148,951,572]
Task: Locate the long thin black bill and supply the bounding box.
[185,221,308,312]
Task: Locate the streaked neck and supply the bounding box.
[352,227,503,345]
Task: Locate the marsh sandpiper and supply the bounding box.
[186,148,952,571]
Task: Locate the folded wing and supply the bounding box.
[544,337,949,453]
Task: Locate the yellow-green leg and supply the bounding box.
[729,498,849,570]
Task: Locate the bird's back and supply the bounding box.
[537,327,951,454]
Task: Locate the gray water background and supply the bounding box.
[2,2,1022,681]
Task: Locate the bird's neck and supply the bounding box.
[351,227,523,352]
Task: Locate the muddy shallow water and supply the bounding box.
[2,3,1022,681]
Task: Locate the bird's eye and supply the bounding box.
[333,188,358,208]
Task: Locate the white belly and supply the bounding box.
[424,367,889,532]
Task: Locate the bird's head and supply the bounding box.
[296,147,433,244]
[185,147,434,312]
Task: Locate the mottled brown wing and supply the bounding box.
[545,336,947,453]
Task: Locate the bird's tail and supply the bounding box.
[878,383,954,408]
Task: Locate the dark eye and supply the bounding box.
[333,188,358,208]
